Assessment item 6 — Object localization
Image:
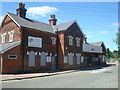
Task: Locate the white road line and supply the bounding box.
[90,68,111,73]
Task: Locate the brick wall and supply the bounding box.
[21,27,57,72]
[2,45,22,73]
[0,15,21,44]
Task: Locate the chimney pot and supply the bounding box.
[49,14,57,25]
[16,3,27,18]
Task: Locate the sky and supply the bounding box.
[0,2,118,51]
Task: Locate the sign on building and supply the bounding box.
[28,36,42,48]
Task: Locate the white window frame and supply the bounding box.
[46,56,51,62]
[8,55,17,59]
[76,37,80,46]
[64,56,68,63]
[8,31,14,42]
[1,33,6,43]
[51,37,56,44]
[68,36,73,45]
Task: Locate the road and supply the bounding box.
[2,64,118,88]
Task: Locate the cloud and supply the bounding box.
[86,35,93,37]
[111,22,119,27]
[114,30,118,33]
[99,30,109,34]
[27,6,58,17]
[86,32,94,34]
[0,16,4,24]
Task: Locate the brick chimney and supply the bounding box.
[83,36,87,43]
[49,14,57,25]
[16,3,27,18]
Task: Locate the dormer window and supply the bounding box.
[51,37,56,44]
[8,31,14,42]
[76,37,80,46]
[1,33,6,43]
[68,36,73,45]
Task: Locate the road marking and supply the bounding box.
[90,68,111,74]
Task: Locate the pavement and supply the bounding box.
[1,62,118,81]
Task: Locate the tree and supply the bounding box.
[116,31,120,58]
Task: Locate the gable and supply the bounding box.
[65,21,84,39]
[1,14,19,29]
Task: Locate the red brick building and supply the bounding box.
[0,3,106,73]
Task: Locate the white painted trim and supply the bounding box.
[6,13,21,27]
[8,55,17,59]
[27,51,29,55]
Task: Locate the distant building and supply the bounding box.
[0,3,106,73]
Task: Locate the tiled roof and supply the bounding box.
[90,42,103,46]
[54,20,76,31]
[7,12,54,33]
[3,13,81,34]
[0,41,21,53]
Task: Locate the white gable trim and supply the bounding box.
[7,13,21,27]
[1,13,20,27]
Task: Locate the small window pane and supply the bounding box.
[8,55,17,59]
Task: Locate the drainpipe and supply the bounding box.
[21,27,25,73]
[55,28,58,70]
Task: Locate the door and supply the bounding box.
[51,56,56,71]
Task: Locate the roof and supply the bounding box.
[1,12,84,35]
[83,43,102,53]
[54,20,76,31]
[6,12,54,33]
[90,42,103,46]
[0,41,21,53]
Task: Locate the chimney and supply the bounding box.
[83,36,87,43]
[16,3,27,18]
[49,14,57,25]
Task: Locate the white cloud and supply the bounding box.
[86,34,93,37]
[114,30,118,33]
[27,6,58,17]
[86,32,94,34]
[111,22,119,27]
[0,16,4,24]
[99,30,109,34]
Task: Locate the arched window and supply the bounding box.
[8,31,14,42]
[29,51,35,67]
[1,33,6,43]
[76,53,81,64]
[68,36,73,45]
[76,37,80,46]
[68,53,74,65]
[51,37,56,44]
[40,52,46,66]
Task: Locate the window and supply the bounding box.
[46,56,51,62]
[29,51,35,67]
[51,37,56,44]
[68,53,74,65]
[1,33,6,43]
[64,56,68,63]
[68,36,73,45]
[76,37,80,46]
[8,31,14,42]
[40,52,46,66]
[102,55,105,62]
[8,55,17,59]
[76,53,81,64]
[81,56,84,63]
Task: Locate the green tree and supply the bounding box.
[116,31,120,58]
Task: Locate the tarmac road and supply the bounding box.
[2,64,118,88]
